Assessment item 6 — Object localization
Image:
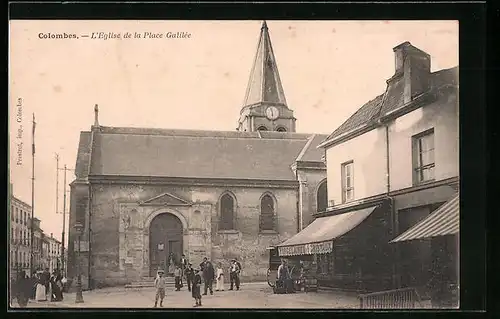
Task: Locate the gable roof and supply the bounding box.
[319,66,458,148]
[80,126,327,181]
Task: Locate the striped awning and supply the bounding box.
[391,193,459,243]
[277,206,378,257]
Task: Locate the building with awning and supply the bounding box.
[278,206,377,257]
[390,193,459,308]
[276,198,396,292]
[314,41,458,295]
[391,193,459,243]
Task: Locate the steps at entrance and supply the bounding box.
[125,276,176,289]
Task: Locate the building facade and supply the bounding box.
[68,21,328,289]
[45,233,62,273]
[9,184,32,279]
[278,41,459,292]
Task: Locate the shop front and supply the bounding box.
[277,198,396,293]
[391,192,459,308]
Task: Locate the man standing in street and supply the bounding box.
[200,257,215,295]
[185,263,194,292]
[229,259,241,291]
[153,269,166,308]
[180,254,188,286]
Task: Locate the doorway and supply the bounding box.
[149,213,183,277]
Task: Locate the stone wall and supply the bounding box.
[82,181,299,286]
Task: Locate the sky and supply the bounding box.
[9,20,459,246]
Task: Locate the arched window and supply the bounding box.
[260,194,275,231]
[257,126,268,131]
[276,127,287,132]
[219,193,235,230]
[317,180,328,213]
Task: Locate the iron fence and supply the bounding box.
[359,287,423,309]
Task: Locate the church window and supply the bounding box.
[317,180,328,213]
[276,127,287,132]
[219,193,235,230]
[260,194,276,231]
[257,126,268,131]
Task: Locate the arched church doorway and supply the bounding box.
[149,213,183,277]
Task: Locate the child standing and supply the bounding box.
[154,270,166,308]
[215,262,224,291]
[192,268,202,307]
[174,265,182,291]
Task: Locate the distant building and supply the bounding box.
[278,41,459,294]
[45,233,62,273]
[9,183,32,278]
[68,21,328,289]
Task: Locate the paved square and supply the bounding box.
[13,282,360,309]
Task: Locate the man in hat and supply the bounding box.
[185,263,194,292]
[200,257,215,295]
[229,259,241,291]
[192,268,202,307]
[153,269,166,307]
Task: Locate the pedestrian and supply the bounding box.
[42,268,51,300]
[168,253,176,275]
[153,269,166,308]
[35,272,47,301]
[180,254,188,276]
[174,265,182,291]
[50,270,64,301]
[15,271,30,308]
[192,268,202,307]
[215,262,225,291]
[201,257,215,295]
[185,263,194,292]
[229,259,241,291]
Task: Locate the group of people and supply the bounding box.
[11,268,65,308]
[154,255,243,307]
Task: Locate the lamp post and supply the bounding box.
[74,222,84,303]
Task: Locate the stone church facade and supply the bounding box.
[68,21,329,288]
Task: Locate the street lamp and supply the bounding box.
[74,222,84,304]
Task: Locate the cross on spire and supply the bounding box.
[242,21,287,108]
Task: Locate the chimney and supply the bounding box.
[51,233,53,238]
[393,41,431,104]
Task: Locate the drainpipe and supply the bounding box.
[382,121,398,289]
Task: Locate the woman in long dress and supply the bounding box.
[35,273,47,301]
[168,253,176,275]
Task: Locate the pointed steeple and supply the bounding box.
[242,21,288,108]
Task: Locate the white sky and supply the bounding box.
[9,20,459,245]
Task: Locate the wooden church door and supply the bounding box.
[149,213,183,277]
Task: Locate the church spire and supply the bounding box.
[242,21,288,108]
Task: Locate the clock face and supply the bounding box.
[266,106,280,120]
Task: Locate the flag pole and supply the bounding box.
[30,113,36,275]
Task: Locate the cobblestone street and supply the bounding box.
[13,282,360,309]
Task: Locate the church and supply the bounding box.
[68,21,328,288]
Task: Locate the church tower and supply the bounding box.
[237,21,296,133]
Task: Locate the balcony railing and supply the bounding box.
[359,287,424,309]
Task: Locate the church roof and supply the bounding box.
[242,21,288,108]
[76,126,327,181]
